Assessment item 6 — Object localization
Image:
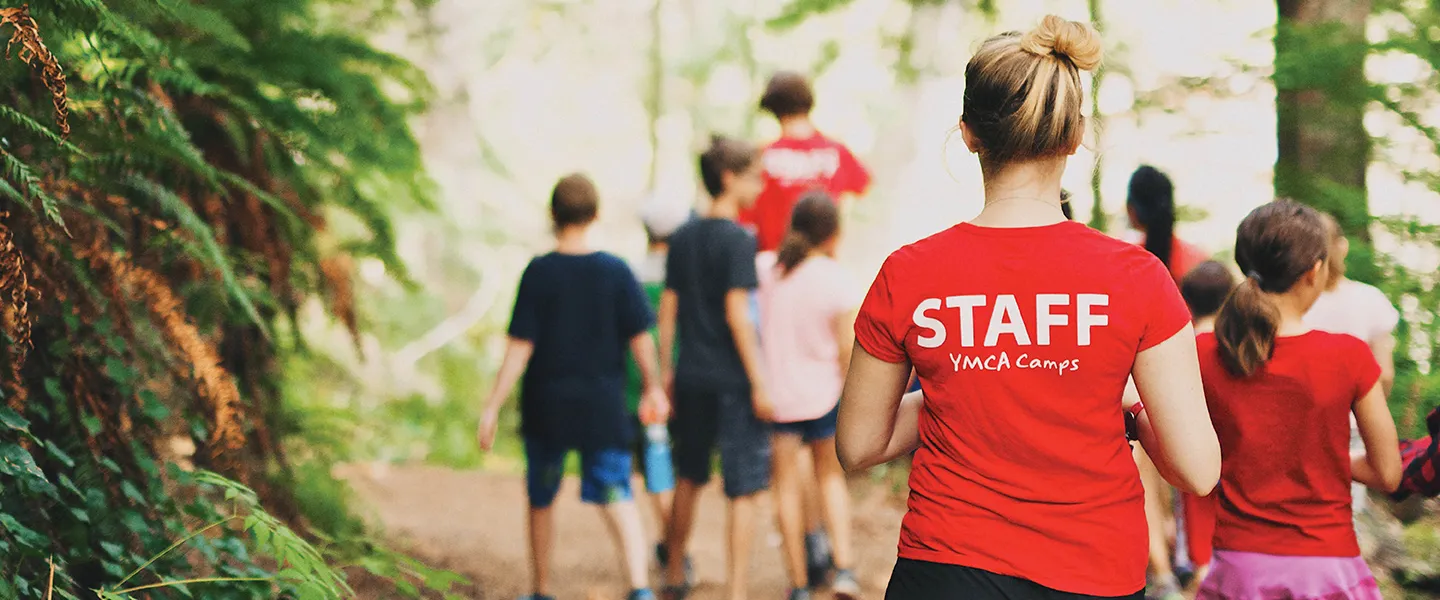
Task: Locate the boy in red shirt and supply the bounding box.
[740,72,871,254]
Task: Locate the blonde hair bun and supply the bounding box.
[1020,15,1102,71]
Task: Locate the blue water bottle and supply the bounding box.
[643,424,676,494]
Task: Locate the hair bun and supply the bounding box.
[1020,15,1102,71]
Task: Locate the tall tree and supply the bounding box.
[1274,0,1372,242]
[1086,0,1108,232]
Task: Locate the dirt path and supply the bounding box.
[339,464,907,600]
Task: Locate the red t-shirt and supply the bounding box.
[1197,331,1380,557]
[740,133,870,252]
[855,221,1191,596]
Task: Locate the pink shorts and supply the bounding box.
[1196,550,1380,600]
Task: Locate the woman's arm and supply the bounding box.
[1352,381,1402,492]
[1371,333,1397,399]
[1130,326,1221,495]
[836,342,911,472]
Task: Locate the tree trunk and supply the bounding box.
[1087,0,1108,232]
[1274,0,1371,241]
[646,0,664,189]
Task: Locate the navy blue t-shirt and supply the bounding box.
[508,251,654,450]
[666,218,759,393]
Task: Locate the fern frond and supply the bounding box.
[0,105,86,154]
[125,176,269,338]
[153,0,251,51]
[0,150,65,229]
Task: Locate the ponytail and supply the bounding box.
[1128,165,1175,268]
[1214,200,1331,377]
[776,191,840,277]
[775,231,812,276]
[1214,275,1279,377]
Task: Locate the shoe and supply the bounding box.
[661,583,691,600]
[518,595,556,600]
[787,588,812,600]
[832,569,861,600]
[655,542,695,587]
[629,589,658,600]
[803,531,833,589]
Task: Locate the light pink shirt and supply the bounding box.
[757,252,861,423]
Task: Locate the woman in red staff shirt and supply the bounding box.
[1194,200,1401,599]
[836,15,1220,599]
[741,71,871,254]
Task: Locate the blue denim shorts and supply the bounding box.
[773,404,839,443]
[524,438,633,508]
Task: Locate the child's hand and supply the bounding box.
[640,385,671,424]
[751,387,776,423]
[477,408,500,452]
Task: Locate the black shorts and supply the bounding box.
[886,559,1143,600]
[671,388,771,498]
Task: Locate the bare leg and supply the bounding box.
[797,450,825,534]
[599,499,651,591]
[665,479,702,588]
[1136,446,1178,589]
[528,505,555,597]
[727,493,760,600]
[772,433,808,589]
[811,438,854,571]
[649,489,674,535]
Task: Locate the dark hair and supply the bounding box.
[759,71,814,118]
[1060,189,1073,220]
[1214,200,1329,377]
[776,192,840,275]
[1128,165,1176,268]
[1318,211,1347,288]
[1180,260,1236,320]
[550,173,598,228]
[961,16,1102,169]
[698,135,757,198]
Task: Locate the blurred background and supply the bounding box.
[3,0,1440,598]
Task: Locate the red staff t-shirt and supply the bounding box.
[1197,331,1380,557]
[740,133,870,252]
[855,220,1191,596]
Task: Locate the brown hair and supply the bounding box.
[759,71,814,119]
[961,15,1102,169]
[1214,200,1329,377]
[1180,260,1236,320]
[698,134,757,197]
[776,192,840,276]
[1319,211,1347,289]
[550,173,598,229]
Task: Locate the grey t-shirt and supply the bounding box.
[666,218,759,393]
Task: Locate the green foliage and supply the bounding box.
[0,0,465,597]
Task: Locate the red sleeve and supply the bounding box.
[835,145,871,196]
[854,256,908,363]
[1348,336,1382,402]
[1137,256,1192,352]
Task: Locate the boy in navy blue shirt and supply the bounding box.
[479,173,669,600]
[658,136,772,600]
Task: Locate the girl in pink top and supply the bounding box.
[757,192,862,599]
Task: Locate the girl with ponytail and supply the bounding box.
[1127,165,1207,281]
[1195,200,1400,599]
[756,192,861,599]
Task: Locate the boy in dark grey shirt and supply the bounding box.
[658,136,773,600]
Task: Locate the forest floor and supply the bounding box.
[339,463,908,600]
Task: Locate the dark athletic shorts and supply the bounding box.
[772,403,839,443]
[671,388,771,498]
[886,559,1143,600]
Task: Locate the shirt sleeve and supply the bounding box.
[1367,284,1400,342]
[828,263,864,317]
[727,229,759,291]
[616,259,655,340]
[835,145,871,197]
[1136,255,1192,352]
[1348,335,1383,402]
[854,256,908,363]
[507,260,541,341]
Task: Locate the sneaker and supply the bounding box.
[655,543,695,587]
[803,531,833,589]
[518,595,556,600]
[787,588,812,600]
[832,569,861,600]
[629,589,658,600]
[661,583,691,600]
